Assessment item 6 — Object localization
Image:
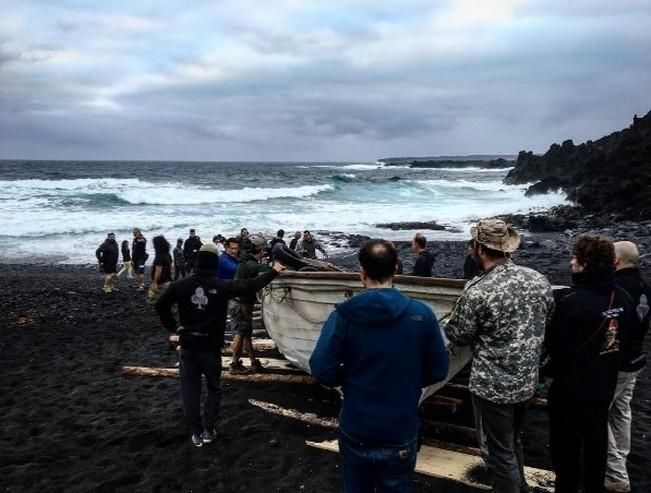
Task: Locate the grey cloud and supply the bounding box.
[0,42,20,67]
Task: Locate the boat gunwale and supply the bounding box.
[273,271,467,289]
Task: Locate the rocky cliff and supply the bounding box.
[504,111,651,219]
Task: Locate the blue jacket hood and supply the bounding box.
[336,288,411,325]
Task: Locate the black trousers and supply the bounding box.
[548,384,611,493]
[179,350,222,435]
[472,395,529,493]
[174,265,186,281]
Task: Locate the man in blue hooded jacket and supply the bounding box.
[310,239,449,493]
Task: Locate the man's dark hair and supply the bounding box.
[414,233,426,249]
[212,235,220,242]
[225,237,239,248]
[108,232,115,237]
[277,229,284,238]
[189,229,195,234]
[572,234,615,273]
[304,230,310,235]
[359,240,397,282]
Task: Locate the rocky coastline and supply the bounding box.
[380,156,515,169]
[504,110,651,221]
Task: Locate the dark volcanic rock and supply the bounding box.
[504,111,651,220]
[375,221,448,231]
[384,157,514,169]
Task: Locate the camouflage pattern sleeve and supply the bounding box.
[444,287,480,346]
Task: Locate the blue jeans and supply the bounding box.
[339,430,418,493]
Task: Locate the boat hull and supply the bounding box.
[261,272,471,401]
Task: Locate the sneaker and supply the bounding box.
[202,428,217,444]
[191,433,203,448]
[102,286,112,293]
[229,361,248,374]
[111,286,120,291]
[604,479,631,493]
[137,285,145,291]
[250,359,265,373]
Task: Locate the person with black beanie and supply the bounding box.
[155,243,285,448]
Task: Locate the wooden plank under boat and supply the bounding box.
[261,272,471,401]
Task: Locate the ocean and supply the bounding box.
[0,160,568,264]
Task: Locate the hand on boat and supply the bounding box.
[272,260,287,274]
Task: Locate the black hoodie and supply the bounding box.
[546,271,636,401]
[96,239,119,266]
[412,250,434,277]
[615,267,650,372]
[155,252,277,352]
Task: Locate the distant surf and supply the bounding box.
[0,160,568,263]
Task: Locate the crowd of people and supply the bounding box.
[94,227,329,294]
[94,220,649,493]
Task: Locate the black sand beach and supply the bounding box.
[2,234,650,492]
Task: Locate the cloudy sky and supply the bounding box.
[1,1,649,161]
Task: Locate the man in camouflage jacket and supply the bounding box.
[444,219,554,493]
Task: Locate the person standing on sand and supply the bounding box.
[463,239,481,280]
[444,219,554,493]
[218,238,240,338]
[116,240,133,279]
[95,232,119,293]
[606,241,649,493]
[183,229,203,274]
[148,235,173,304]
[289,231,301,251]
[155,243,284,447]
[310,239,449,493]
[173,238,186,281]
[132,228,148,291]
[269,229,286,250]
[296,230,327,259]
[411,233,434,277]
[230,235,270,374]
[546,235,635,493]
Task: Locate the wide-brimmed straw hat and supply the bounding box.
[470,219,520,253]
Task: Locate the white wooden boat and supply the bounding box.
[261,272,471,401]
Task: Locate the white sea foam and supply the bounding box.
[0,178,333,204]
[340,163,384,170]
[118,184,334,205]
[0,171,570,264]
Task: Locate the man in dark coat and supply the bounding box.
[155,243,284,447]
[96,232,119,293]
[183,229,203,274]
[411,233,434,277]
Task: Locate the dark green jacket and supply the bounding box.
[235,252,271,304]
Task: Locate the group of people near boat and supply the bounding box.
[313,220,648,493]
[97,218,648,493]
[95,227,330,374]
[94,227,328,293]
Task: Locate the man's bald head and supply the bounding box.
[614,241,640,269]
[359,239,397,282]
